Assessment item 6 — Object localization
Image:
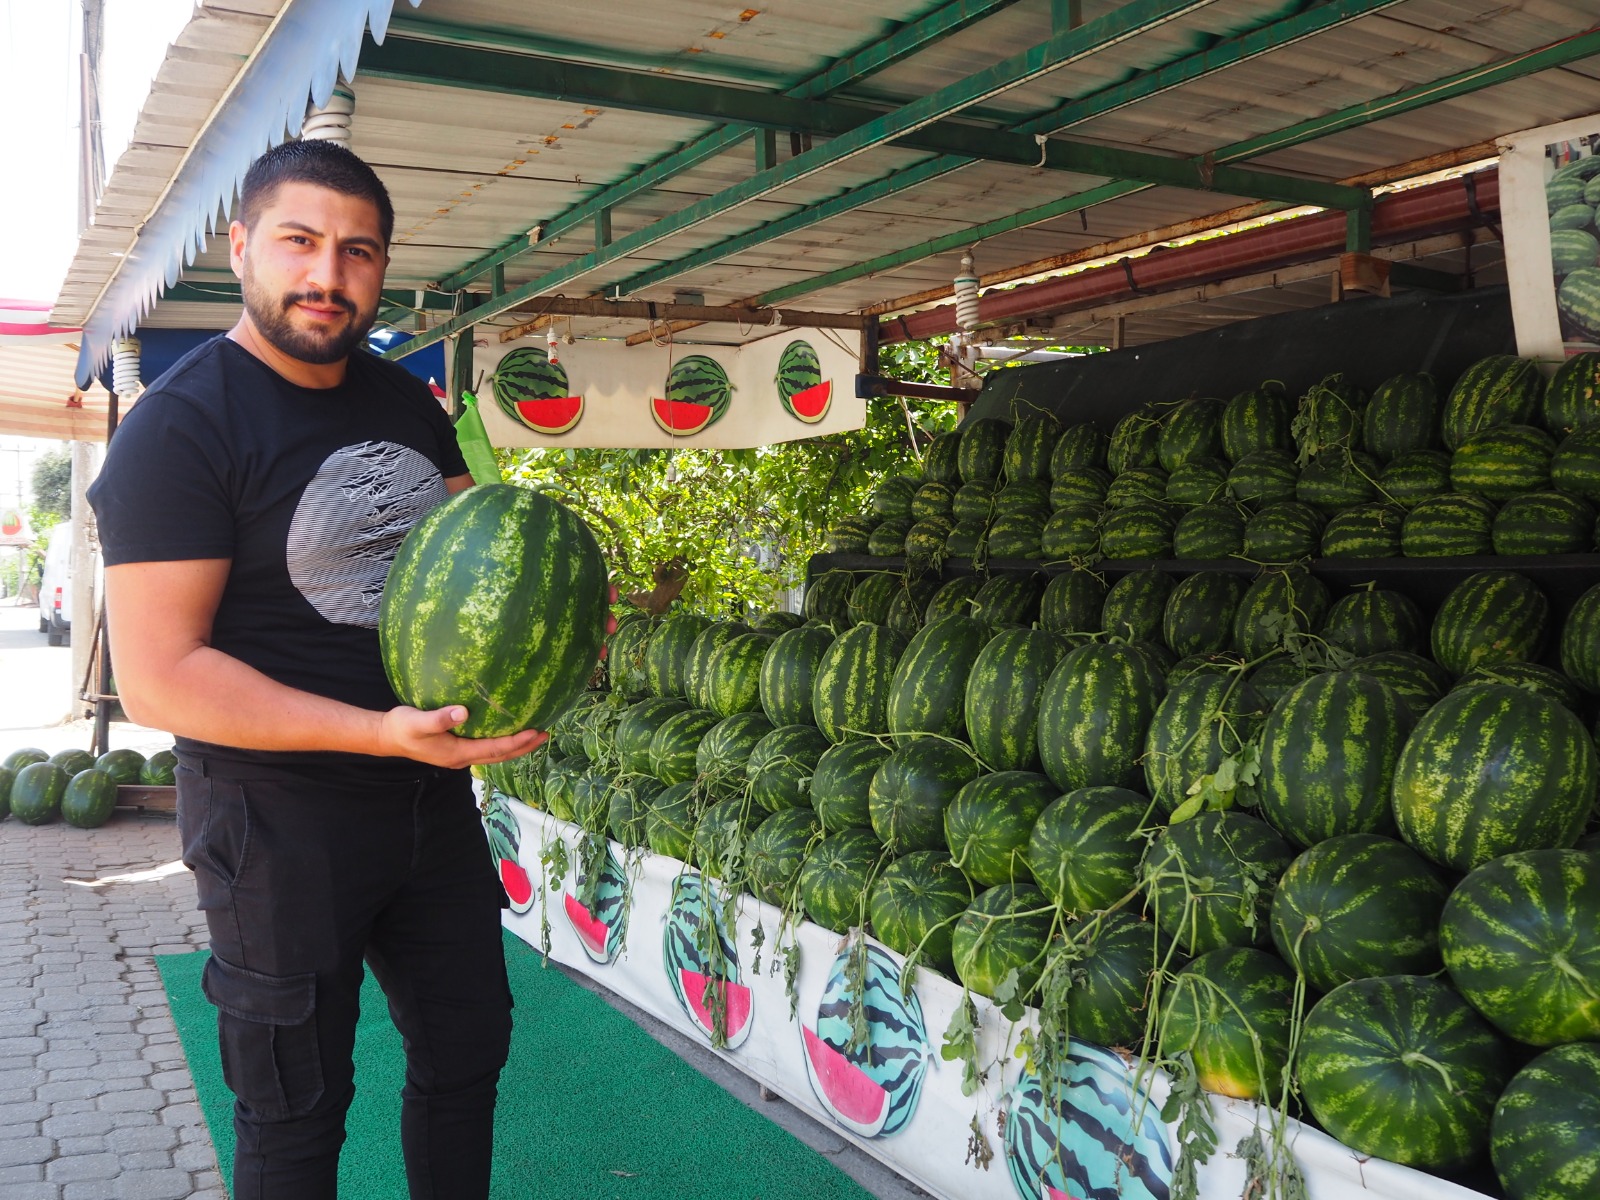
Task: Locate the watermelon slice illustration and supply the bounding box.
[563,844,627,964]
[776,340,831,423]
[653,355,731,436]
[662,872,751,1048]
[482,796,535,915]
[501,859,534,911]
[783,381,833,423]
[491,346,584,435]
[801,1024,891,1137]
[682,970,753,1045]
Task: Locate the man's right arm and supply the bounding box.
[104,559,543,768]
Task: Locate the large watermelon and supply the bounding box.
[811,624,910,744]
[1166,458,1230,507]
[1160,946,1294,1101]
[886,615,989,745]
[1171,503,1245,559]
[1036,642,1168,794]
[1039,504,1103,560]
[969,574,1043,629]
[1450,424,1556,499]
[964,628,1067,772]
[1452,660,1584,715]
[1050,423,1109,474]
[924,575,985,625]
[1439,848,1600,1046]
[1400,492,1498,556]
[943,771,1056,888]
[811,738,893,833]
[605,615,656,700]
[799,827,885,934]
[1391,684,1598,872]
[1162,570,1245,658]
[1321,588,1423,657]
[1049,465,1113,507]
[1231,568,1330,661]
[1004,413,1061,482]
[1320,502,1405,558]
[1298,975,1513,1170]
[746,808,823,906]
[1492,490,1594,555]
[1269,833,1448,993]
[1099,569,1173,644]
[1107,407,1163,475]
[1539,350,1600,434]
[1378,449,1452,509]
[958,418,1012,483]
[704,632,774,718]
[867,850,974,974]
[847,572,901,627]
[644,613,712,699]
[1551,426,1600,501]
[1143,671,1267,816]
[923,430,963,484]
[826,514,880,554]
[803,571,856,626]
[1241,500,1323,562]
[1027,786,1150,915]
[1220,383,1293,462]
[1104,466,1169,509]
[1363,372,1440,461]
[951,883,1053,999]
[1227,449,1299,506]
[1294,372,1366,461]
[683,622,752,710]
[747,724,832,814]
[1098,502,1176,560]
[59,769,117,830]
[1490,1042,1600,1200]
[695,712,773,800]
[758,624,834,727]
[379,485,609,737]
[1140,810,1292,954]
[1441,354,1544,450]
[1561,582,1600,694]
[1037,571,1106,641]
[1296,450,1381,515]
[648,707,722,786]
[1061,910,1172,1050]
[1157,397,1225,472]
[614,696,690,775]
[867,740,984,855]
[1430,570,1550,677]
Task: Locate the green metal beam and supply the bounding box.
[425,0,1026,292]
[387,0,1222,358]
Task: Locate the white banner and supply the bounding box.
[1499,113,1600,364]
[471,330,863,449]
[485,797,1490,1200]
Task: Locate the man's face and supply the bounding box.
[229,180,389,366]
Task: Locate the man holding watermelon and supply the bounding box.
[89,141,599,1199]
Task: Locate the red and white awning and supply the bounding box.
[0,299,82,346]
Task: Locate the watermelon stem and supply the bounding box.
[1399,1050,1456,1093]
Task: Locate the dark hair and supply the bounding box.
[239,139,395,246]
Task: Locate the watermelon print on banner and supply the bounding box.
[662,872,752,1049]
[654,355,733,436]
[799,942,929,1139]
[490,346,584,435]
[564,841,628,964]
[776,339,833,423]
[481,794,534,915]
[1006,1043,1173,1200]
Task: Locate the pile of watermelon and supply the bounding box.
[828,351,1600,564]
[1548,155,1600,345]
[0,745,169,828]
[486,552,1599,1197]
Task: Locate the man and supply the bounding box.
[90,140,568,1199]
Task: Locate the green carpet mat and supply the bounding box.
[157,929,873,1199]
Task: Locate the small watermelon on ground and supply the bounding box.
[868,850,974,974]
[1378,448,1452,508]
[1231,567,1330,661]
[1049,465,1112,507]
[1038,504,1102,559]
[1298,974,1513,1170]
[1441,354,1545,450]
[1490,1042,1600,1200]
[92,748,145,786]
[1107,408,1163,475]
[1003,413,1061,482]
[1560,581,1600,694]
[1363,372,1440,462]
[952,884,1053,999]
[60,769,118,829]
[970,574,1043,629]
[1539,350,1600,435]
[747,724,832,814]
[1037,641,1169,794]
[1401,491,1498,556]
[1269,833,1448,993]
[958,418,1012,483]
[49,748,95,776]
[811,624,910,744]
[1227,449,1298,505]
[1450,423,1556,498]
[1322,588,1424,657]
[1551,426,1600,501]
[1453,660,1584,714]
[887,615,989,744]
[867,740,984,855]
[1492,490,1594,555]
[746,808,823,907]
[1171,503,1245,559]
[1157,398,1225,472]
[943,771,1056,887]
[1098,502,1175,560]
[1027,785,1150,915]
[1160,946,1294,1101]
[1439,848,1600,1046]
[1037,571,1105,641]
[1050,423,1109,474]
[1241,500,1323,562]
[1320,502,1405,557]
[923,430,962,484]
[1392,684,1598,872]
[2,748,48,772]
[811,738,893,833]
[11,763,67,825]
[1141,810,1293,954]
[923,576,985,625]
[1430,570,1550,677]
[1220,383,1293,462]
[1100,568,1173,644]
[799,827,885,933]
[965,628,1067,773]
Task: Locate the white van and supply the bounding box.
[38,521,72,646]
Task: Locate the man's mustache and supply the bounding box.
[284,290,357,317]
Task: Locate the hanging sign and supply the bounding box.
[473,330,863,449]
[1499,113,1600,363]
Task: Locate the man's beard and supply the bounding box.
[241,264,376,366]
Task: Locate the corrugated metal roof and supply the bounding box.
[50,0,1600,377]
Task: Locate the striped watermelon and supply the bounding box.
[1539,350,1600,434]
[803,571,855,626]
[993,482,1052,516]
[1391,684,1598,872]
[1296,450,1381,515]
[571,767,614,835]
[490,346,583,435]
[1227,449,1299,505]
[1430,570,1550,676]
[923,430,962,485]
[958,418,1012,483]
[1037,641,1168,793]
[1049,465,1113,507]
[1298,975,1513,1170]
[848,573,901,628]
[826,514,879,553]
[867,850,974,974]
[1378,448,1452,508]
[1491,1042,1600,1200]
[1171,503,1244,559]
[812,624,909,744]
[985,510,1046,558]
[885,576,941,637]
[1450,424,1556,498]
[965,627,1068,772]
[1320,503,1404,557]
[1441,355,1544,450]
[550,691,604,760]
[614,697,690,775]
[1220,383,1293,462]
[1322,588,1423,657]
[799,827,885,932]
[541,755,583,821]
[1558,267,1600,341]
[1453,660,1584,714]
[379,485,608,737]
[867,740,983,855]
[952,480,995,522]
[906,516,954,561]
[970,574,1043,629]
[746,808,823,906]
[1026,786,1149,915]
[1165,457,1230,507]
[759,624,834,727]
[1157,397,1225,472]
[1104,466,1168,509]
[1551,427,1600,500]
[1141,810,1292,954]
[692,795,760,879]
[1039,504,1102,559]
[1049,423,1110,474]
[1107,407,1163,475]
[1401,492,1498,556]
[1294,373,1367,462]
[1038,571,1106,640]
[811,739,893,834]
[748,724,832,814]
[1062,911,1172,1050]
[696,711,773,799]
[1161,946,1293,1101]
[1099,502,1175,560]
[1004,413,1062,482]
[1560,581,1600,694]
[911,481,956,521]
[653,354,733,435]
[1269,833,1449,993]
[1143,671,1266,815]
[924,576,984,624]
[683,622,750,710]
[1241,500,1323,562]
[1439,848,1600,1045]
[606,615,655,701]
[872,475,919,520]
[705,632,774,718]
[943,771,1056,887]
[648,707,722,785]
[1351,650,1452,723]
[866,517,912,557]
[1100,569,1173,644]
[1492,490,1594,555]
[943,519,987,563]
[951,883,1052,999]
[1231,568,1329,660]
[776,339,830,423]
[887,615,989,744]
[1363,372,1440,462]
[1551,228,1600,275]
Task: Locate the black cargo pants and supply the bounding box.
[176,755,513,1200]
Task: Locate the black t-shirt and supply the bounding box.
[89,336,468,780]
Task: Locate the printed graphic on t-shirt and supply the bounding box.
[285,441,446,627]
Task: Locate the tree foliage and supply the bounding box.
[31,448,71,526]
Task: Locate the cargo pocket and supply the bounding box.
[203,954,324,1120]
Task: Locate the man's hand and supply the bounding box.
[376,705,546,768]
